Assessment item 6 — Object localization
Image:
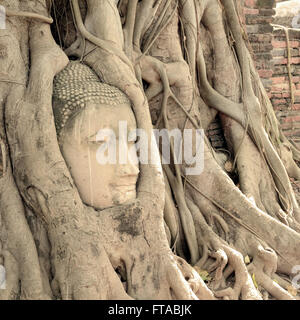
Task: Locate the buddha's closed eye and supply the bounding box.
[87,134,108,146]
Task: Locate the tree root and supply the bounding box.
[0,30,48,299]
[5,8,53,24]
[0,250,19,300]
[247,245,296,300]
[186,196,262,300]
[88,200,203,300]
[70,0,133,70]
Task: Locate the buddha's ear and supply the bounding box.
[53,126,73,179]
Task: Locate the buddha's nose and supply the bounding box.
[117,162,140,177]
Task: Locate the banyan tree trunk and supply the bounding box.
[0,0,299,300]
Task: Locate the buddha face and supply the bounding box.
[59,102,139,210]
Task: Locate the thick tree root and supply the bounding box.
[83,200,205,300]
[247,246,296,300]
[186,197,262,300]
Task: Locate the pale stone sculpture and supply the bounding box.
[53,61,139,209]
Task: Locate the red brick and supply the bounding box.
[294,91,300,102]
[283,115,300,123]
[289,41,299,48]
[249,34,273,42]
[259,9,276,16]
[272,40,299,49]
[276,77,300,86]
[293,76,300,83]
[273,57,300,65]
[244,8,259,15]
[273,57,286,65]
[272,76,285,84]
[244,0,256,8]
[273,99,287,105]
[258,69,273,78]
[291,104,300,110]
[283,92,292,98]
[282,129,300,137]
[271,83,296,91]
[274,105,285,111]
[272,41,286,49]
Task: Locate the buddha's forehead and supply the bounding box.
[77,102,136,137]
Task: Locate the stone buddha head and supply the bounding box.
[52,61,139,210]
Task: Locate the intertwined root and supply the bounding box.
[200,245,263,300]
[173,256,215,299]
[246,245,297,300]
[88,201,207,300]
[197,224,298,300]
[185,197,260,300]
[185,194,299,300]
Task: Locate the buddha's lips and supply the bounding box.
[111,183,136,191]
[112,177,138,187]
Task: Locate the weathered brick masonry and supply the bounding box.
[207,0,300,149]
[271,28,300,143]
[243,0,275,92]
[244,0,300,145]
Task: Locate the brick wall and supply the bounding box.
[207,116,225,149]
[244,0,300,145]
[243,0,275,93]
[207,0,300,149]
[271,29,300,143]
